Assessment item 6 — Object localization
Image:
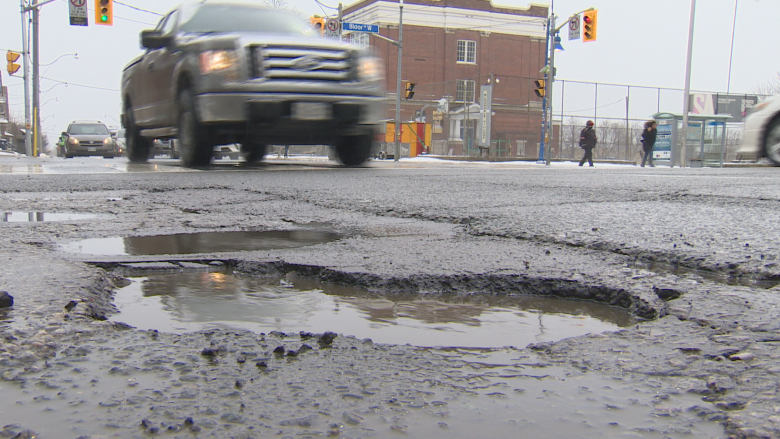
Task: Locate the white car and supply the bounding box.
[736,94,780,164]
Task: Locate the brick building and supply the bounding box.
[343,0,549,157]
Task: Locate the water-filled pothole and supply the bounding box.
[112,270,636,348]
[637,261,780,289]
[2,212,97,222]
[62,230,341,255]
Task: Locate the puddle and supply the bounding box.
[61,230,341,255]
[1,212,97,223]
[640,261,780,289]
[0,164,46,174]
[111,271,636,348]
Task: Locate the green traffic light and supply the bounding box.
[101,15,108,22]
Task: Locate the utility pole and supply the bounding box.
[681,0,696,168]
[32,6,40,157]
[393,0,403,162]
[20,0,31,156]
[337,3,343,42]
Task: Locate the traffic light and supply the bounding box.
[533,79,545,98]
[95,0,113,26]
[404,81,415,99]
[582,10,597,42]
[310,16,325,35]
[6,51,21,75]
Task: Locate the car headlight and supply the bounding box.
[68,138,79,145]
[103,138,113,145]
[357,56,383,82]
[199,50,238,74]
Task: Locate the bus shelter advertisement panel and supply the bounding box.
[654,123,673,160]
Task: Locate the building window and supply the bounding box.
[350,32,369,48]
[456,79,475,102]
[456,40,476,64]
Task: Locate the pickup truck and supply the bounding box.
[120,1,385,167]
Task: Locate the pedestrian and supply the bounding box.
[578,120,597,167]
[284,145,289,158]
[641,120,657,167]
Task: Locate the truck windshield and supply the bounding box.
[180,5,313,36]
[69,124,110,135]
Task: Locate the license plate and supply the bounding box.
[291,102,331,121]
[88,147,97,151]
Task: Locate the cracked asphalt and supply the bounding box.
[0,156,779,438]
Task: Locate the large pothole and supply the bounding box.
[110,265,636,349]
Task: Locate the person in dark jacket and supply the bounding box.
[641,120,657,167]
[578,120,597,167]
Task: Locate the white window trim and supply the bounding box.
[456,39,476,64]
[456,79,476,103]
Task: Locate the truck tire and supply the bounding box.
[245,143,267,164]
[334,134,372,166]
[178,89,213,167]
[124,107,152,163]
[170,139,180,160]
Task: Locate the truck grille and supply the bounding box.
[253,46,355,82]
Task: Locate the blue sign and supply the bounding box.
[654,123,673,160]
[343,22,379,33]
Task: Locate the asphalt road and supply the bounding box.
[1,154,779,438]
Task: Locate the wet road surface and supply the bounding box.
[0,155,779,437]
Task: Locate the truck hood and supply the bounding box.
[179,32,361,54]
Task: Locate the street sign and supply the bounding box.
[342,22,379,33]
[325,18,340,37]
[478,85,492,147]
[568,14,580,40]
[69,0,88,26]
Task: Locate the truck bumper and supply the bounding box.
[196,93,384,125]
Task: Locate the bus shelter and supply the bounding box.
[651,112,732,168]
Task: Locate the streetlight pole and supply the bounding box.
[680,0,696,168]
[393,0,404,162]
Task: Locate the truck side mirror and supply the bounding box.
[141,30,172,50]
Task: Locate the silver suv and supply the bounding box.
[120,2,385,167]
[61,120,117,158]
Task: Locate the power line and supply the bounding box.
[41,76,119,92]
[113,1,163,16]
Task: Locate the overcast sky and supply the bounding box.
[1,0,777,142]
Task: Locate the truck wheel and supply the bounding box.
[178,89,212,167]
[125,107,152,163]
[334,134,372,166]
[170,139,180,159]
[245,144,267,163]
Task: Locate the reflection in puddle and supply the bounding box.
[1,212,97,223]
[0,164,45,174]
[62,230,341,255]
[112,272,636,348]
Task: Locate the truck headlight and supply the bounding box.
[358,56,383,82]
[69,138,79,145]
[199,50,238,74]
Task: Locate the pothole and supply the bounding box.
[61,230,341,255]
[637,261,780,289]
[110,268,636,348]
[2,212,98,222]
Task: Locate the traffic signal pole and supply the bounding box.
[20,0,31,156]
[394,0,403,162]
